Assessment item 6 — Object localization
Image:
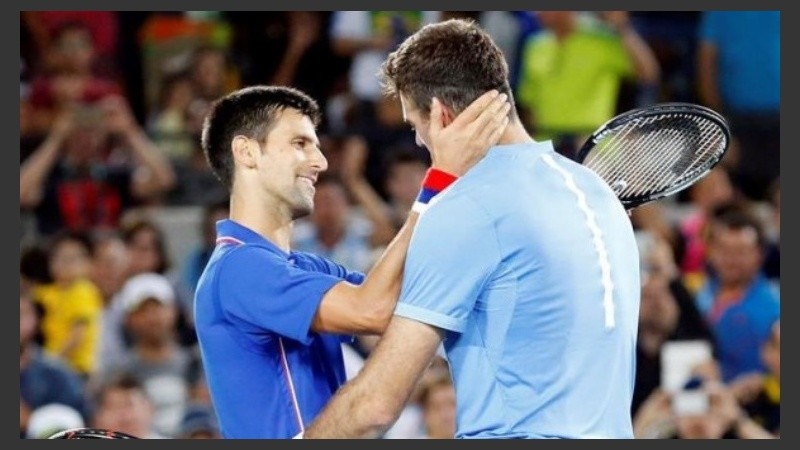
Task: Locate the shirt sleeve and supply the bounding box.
[217,245,344,345]
[297,252,366,285]
[394,194,501,333]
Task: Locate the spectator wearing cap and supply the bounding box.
[104,273,195,438]
[25,403,85,439]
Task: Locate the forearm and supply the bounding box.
[306,317,443,438]
[619,26,660,85]
[271,47,305,86]
[20,133,62,207]
[123,128,176,196]
[304,374,394,438]
[344,175,397,247]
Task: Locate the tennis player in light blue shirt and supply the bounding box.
[304,19,641,439]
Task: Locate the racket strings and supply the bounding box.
[584,113,727,201]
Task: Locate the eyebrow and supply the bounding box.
[294,134,321,149]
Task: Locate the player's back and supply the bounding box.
[440,142,640,438]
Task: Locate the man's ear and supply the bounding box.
[439,102,456,127]
[231,136,258,169]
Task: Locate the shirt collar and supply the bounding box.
[215,219,289,258]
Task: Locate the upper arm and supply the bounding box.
[218,246,343,344]
[313,281,386,335]
[394,196,500,333]
[292,252,380,335]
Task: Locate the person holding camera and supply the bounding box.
[20,95,176,236]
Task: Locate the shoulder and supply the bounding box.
[421,188,493,231]
[218,243,286,268]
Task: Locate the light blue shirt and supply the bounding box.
[395,142,641,439]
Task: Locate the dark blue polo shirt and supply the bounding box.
[194,219,365,438]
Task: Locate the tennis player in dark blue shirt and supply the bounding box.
[194,85,509,438]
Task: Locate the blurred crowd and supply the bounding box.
[19,11,779,439]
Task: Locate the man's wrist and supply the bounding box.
[412,168,458,213]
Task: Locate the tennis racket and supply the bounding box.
[47,427,139,439]
[576,103,731,209]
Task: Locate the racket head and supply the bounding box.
[46,427,139,439]
[576,103,731,209]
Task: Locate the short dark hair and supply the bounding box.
[94,373,147,407]
[201,86,322,190]
[121,218,170,274]
[709,203,767,249]
[49,230,94,259]
[381,19,513,117]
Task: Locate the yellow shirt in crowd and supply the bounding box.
[34,279,103,375]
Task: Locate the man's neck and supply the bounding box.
[230,189,294,253]
[496,120,536,146]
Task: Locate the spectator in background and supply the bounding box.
[92,373,165,439]
[180,200,230,314]
[697,11,780,201]
[20,95,176,236]
[516,11,660,159]
[292,173,375,274]
[344,95,424,199]
[676,167,735,292]
[96,217,187,374]
[122,218,171,278]
[632,233,713,415]
[338,137,430,248]
[185,46,233,134]
[634,379,775,439]
[21,11,119,77]
[330,11,440,104]
[90,232,130,305]
[26,21,121,138]
[91,232,132,375]
[32,232,103,377]
[697,204,780,382]
[147,72,196,162]
[227,12,344,108]
[20,291,88,437]
[108,273,194,438]
[418,369,457,439]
